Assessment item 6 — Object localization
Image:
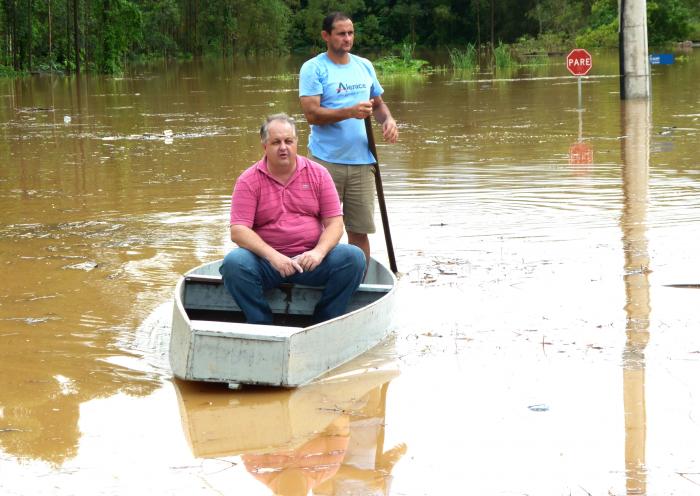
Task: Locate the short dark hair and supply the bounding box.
[260,113,297,143]
[322,12,350,34]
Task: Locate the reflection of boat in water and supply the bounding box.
[174,349,405,495]
[169,258,397,387]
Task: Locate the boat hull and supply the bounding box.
[169,257,396,387]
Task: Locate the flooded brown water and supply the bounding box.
[1,50,700,495]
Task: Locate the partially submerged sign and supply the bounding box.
[569,142,593,166]
[566,49,593,76]
[649,54,675,65]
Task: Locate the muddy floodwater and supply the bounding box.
[2,50,700,495]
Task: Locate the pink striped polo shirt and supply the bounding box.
[230,155,342,257]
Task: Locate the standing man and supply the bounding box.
[219,113,365,325]
[299,11,399,265]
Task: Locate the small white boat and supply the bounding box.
[169,257,397,387]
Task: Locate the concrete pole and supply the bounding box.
[619,0,651,99]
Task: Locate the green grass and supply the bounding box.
[374,42,429,74]
[0,65,26,77]
[448,43,478,70]
[373,55,429,74]
[492,42,517,68]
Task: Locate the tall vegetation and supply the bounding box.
[1,0,698,75]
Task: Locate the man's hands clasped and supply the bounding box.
[270,249,325,277]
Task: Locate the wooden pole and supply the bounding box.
[364,117,398,274]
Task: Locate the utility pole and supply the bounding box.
[619,0,650,99]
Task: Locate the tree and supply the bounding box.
[391,1,424,46]
[647,0,691,45]
[98,0,142,73]
[73,0,79,74]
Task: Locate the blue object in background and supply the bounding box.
[650,54,675,65]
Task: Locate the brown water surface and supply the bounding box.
[1,51,700,495]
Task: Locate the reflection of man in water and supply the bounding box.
[242,382,406,495]
[243,417,350,496]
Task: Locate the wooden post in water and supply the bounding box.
[619,0,650,99]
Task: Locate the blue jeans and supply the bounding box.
[219,244,366,324]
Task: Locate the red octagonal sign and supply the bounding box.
[566,48,592,76]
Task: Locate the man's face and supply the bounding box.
[263,120,297,170]
[323,19,354,55]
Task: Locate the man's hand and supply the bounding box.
[382,117,398,143]
[270,252,304,277]
[293,249,325,272]
[350,100,373,119]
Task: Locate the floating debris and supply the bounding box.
[528,404,550,412]
[63,261,98,271]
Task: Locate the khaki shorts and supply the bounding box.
[312,156,376,234]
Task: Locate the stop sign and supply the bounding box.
[569,142,593,165]
[566,48,592,76]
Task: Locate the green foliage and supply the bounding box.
[99,0,144,74]
[527,0,586,36]
[356,14,388,50]
[647,0,692,45]
[373,50,429,74]
[373,39,430,74]
[492,42,516,68]
[234,0,292,54]
[0,65,24,77]
[141,0,180,56]
[448,44,478,70]
[689,20,700,41]
[580,0,693,47]
[513,33,569,55]
[589,0,617,27]
[399,41,415,63]
[575,20,618,48]
[0,0,698,74]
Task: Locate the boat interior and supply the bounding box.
[182,274,393,327]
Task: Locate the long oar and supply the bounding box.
[364,117,398,274]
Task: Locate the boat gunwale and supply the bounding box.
[176,257,397,337]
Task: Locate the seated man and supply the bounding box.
[220,113,366,324]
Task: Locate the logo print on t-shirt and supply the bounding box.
[336,82,367,94]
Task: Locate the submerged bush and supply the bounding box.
[374,41,429,74]
[448,44,478,70]
[492,42,516,68]
[373,55,429,74]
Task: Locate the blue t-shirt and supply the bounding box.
[299,53,384,165]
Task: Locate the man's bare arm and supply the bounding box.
[300,95,373,125]
[371,95,399,143]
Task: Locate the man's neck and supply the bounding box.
[326,50,350,65]
[266,157,297,184]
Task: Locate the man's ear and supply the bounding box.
[321,30,329,43]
